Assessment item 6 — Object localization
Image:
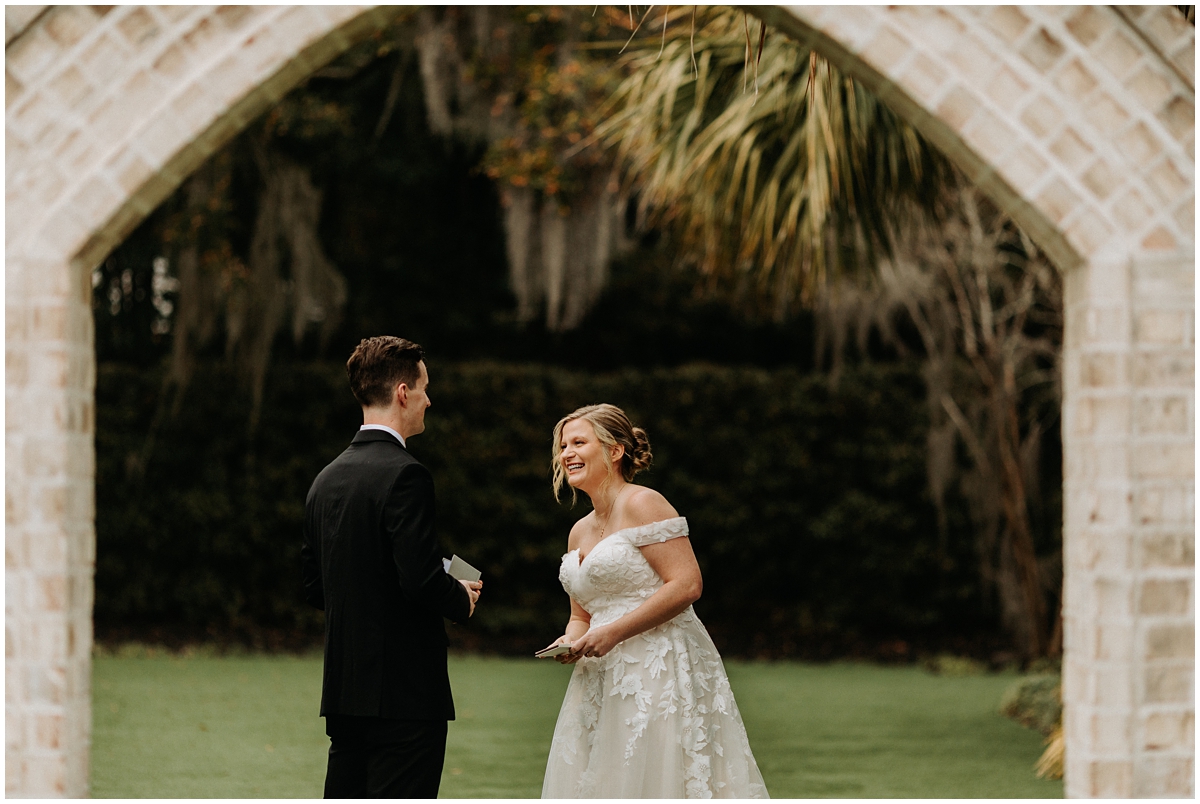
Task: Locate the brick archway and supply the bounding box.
[767,7,1195,798]
[6,5,1193,797]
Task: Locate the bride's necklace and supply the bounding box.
[596,485,628,539]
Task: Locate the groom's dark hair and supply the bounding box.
[346,336,426,408]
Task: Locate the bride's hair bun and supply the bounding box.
[629,427,653,475]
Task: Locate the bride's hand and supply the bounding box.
[569,625,620,660]
[538,636,578,665]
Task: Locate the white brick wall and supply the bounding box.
[5,5,398,796]
[5,4,1194,798]
[1061,253,1194,796]
[765,7,1194,795]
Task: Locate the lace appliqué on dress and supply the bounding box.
[622,515,689,546]
[542,517,768,799]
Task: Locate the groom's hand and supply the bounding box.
[459,580,482,617]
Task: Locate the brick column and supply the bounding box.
[1063,251,1194,797]
[6,251,95,796]
[5,5,400,796]
[1128,254,1194,796]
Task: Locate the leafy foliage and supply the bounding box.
[999,674,1062,737]
[92,6,1062,664]
[95,359,1000,657]
[597,8,954,314]
[815,190,1064,658]
[600,9,1062,657]
[475,7,626,199]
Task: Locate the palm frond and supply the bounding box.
[596,8,955,314]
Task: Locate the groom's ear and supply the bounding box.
[394,381,409,407]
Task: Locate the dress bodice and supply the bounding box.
[558,516,690,626]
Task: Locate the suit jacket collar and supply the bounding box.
[351,428,408,451]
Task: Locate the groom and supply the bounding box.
[301,336,481,798]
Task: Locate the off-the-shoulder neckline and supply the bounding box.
[604,516,687,541]
[569,516,688,563]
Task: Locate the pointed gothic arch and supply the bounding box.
[6,5,1193,796]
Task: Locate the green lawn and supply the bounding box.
[91,652,1062,798]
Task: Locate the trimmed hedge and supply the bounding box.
[96,359,996,656]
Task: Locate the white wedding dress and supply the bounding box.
[541,517,769,799]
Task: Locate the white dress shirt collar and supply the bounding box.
[359,423,406,447]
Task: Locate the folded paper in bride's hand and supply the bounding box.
[535,643,572,658]
[443,554,481,582]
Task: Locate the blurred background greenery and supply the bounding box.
[93,6,1065,670]
[98,359,988,658]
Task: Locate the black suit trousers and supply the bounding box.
[323,715,447,799]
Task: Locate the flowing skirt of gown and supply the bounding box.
[541,517,768,799]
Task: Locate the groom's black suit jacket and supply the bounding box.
[301,429,471,721]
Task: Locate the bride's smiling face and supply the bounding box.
[559,419,619,492]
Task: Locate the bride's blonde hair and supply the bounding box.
[551,404,653,503]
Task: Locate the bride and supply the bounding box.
[539,404,768,799]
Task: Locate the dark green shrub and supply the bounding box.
[96,359,993,655]
[999,674,1062,736]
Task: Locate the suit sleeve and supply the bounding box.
[301,488,325,611]
[384,464,472,623]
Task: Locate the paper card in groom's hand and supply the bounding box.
[443,554,481,582]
